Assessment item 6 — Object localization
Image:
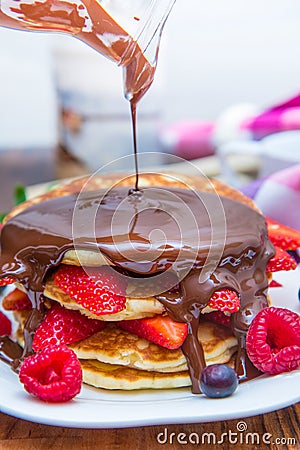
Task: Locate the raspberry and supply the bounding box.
[54,265,127,316]
[0,311,12,336]
[2,288,32,311]
[246,307,300,375]
[208,289,240,313]
[33,304,106,351]
[19,345,82,402]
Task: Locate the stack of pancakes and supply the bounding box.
[14,311,237,389]
[10,172,260,390]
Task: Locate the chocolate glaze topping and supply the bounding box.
[0,336,23,367]
[0,186,274,391]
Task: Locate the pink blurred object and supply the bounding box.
[159,93,300,160]
[242,164,300,231]
[159,121,215,160]
[242,93,300,140]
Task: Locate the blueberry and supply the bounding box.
[200,364,238,398]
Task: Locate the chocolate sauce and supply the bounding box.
[0,336,23,366]
[234,341,262,382]
[130,101,139,192]
[0,186,275,390]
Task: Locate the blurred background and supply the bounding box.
[1,0,300,211]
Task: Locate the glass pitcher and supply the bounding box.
[0,0,176,102]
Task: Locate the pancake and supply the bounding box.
[14,309,237,389]
[80,353,236,391]
[44,276,223,320]
[44,277,165,321]
[80,360,191,390]
[44,278,165,321]
[69,320,237,372]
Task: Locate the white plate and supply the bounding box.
[0,267,299,428]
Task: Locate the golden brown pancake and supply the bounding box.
[80,352,236,391]
[14,309,237,390]
[70,320,237,372]
[80,360,191,390]
[44,276,223,320]
[44,277,165,321]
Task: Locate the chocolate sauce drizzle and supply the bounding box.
[0,186,274,390]
[130,101,140,192]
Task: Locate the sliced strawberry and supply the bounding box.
[266,246,297,273]
[0,311,12,336]
[0,277,16,287]
[32,303,106,351]
[54,265,127,316]
[117,315,188,350]
[2,288,32,311]
[267,218,300,251]
[208,289,240,313]
[269,279,283,288]
[204,310,231,328]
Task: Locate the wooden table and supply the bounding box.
[0,403,299,449]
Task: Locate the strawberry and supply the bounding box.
[267,218,300,251]
[269,279,283,288]
[207,289,240,313]
[204,311,231,328]
[19,345,82,402]
[0,311,12,336]
[0,277,16,287]
[246,307,300,375]
[117,315,188,350]
[54,265,127,316]
[266,246,297,273]
[2,288,32,311]
[32,304,106,351]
